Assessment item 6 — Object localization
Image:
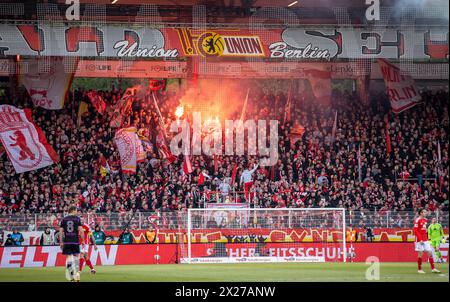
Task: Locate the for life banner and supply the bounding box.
[114,127,141,174]
[19,57,77,110]
[378,59,422,113]
[0,105,59,173]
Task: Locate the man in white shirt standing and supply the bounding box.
[240,163,259,202]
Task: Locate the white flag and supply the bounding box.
[306,69,332,105]
[378,59,421,113]
[0,105,59,173]
[114,127,140,174]
[19,57,77,110]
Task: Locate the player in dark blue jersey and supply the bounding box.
[59,206,85,282]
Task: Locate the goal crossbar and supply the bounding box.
[185,208,347,264]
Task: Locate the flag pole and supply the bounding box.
[240,88,250,121]
[152,91,168,138]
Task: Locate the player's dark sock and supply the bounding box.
[86,259,94,270]
[417,257,422,270]
[429,256,435,269]
[79,258,84,272]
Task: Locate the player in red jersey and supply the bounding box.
[413,208,440,274]
[79,218,98,274]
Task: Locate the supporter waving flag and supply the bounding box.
[0,105,59,173]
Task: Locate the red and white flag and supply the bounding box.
[114,127,140,174]
[156,130,176,163]
[230,163,238,187]
[110,89,134,128]
[19,57,77,110]
[289,124,305,149]
[378,59,421,113]
[198,171,211,185]
[99,154,111,178]
[331,110,338,141]
[306,69,332,105]
[385,122,391,155]
[284,85,292,123]
[0,143,5,158]
[182,144,193,175]
[437,140,442,162]
[0,105,59,173]
[86,91,107,115]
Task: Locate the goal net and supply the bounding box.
[180,208,347,264]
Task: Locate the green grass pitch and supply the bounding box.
[0,263,448,282]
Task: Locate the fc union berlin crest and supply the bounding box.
[0,105,56,173]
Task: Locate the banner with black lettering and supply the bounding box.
[0,105,59,173]
[19,57,77,110]
[378,59,421,113]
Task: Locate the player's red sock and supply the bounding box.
[79,258,84,272]
[418,257,422,270]
[429,256,435,270]
[86,259,94,270]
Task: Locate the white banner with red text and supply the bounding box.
[378,58,422,113]
[19,57,77,110]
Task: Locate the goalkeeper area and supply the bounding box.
[0,263,448,282]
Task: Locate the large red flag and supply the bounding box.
[156,130,176,163]
[230,163,238,187]
[86,91,107,115]
[385,121,391,155]
[183,154,193,175]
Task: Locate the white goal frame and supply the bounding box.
[185,207,347,264]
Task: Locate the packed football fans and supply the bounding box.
[0,86,448,220]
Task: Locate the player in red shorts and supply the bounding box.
[413,208,440,274]
[79,218,98,274]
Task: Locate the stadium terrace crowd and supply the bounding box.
[0,85,448,221]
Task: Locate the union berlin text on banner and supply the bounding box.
[0,105,59,173]
[378,58,422,113]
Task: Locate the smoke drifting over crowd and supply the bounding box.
[178,79,252,122]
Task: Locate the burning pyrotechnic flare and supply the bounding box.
[175,104,184,119]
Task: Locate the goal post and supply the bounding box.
[181,208,347,264]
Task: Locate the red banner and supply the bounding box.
[0,243,447,268]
